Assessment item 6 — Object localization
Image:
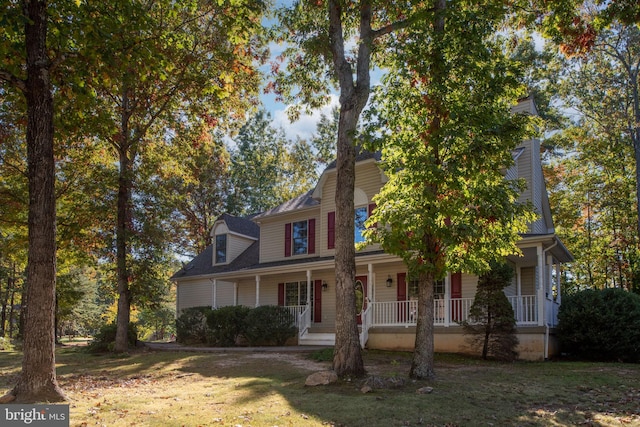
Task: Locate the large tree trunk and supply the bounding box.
[7,0,66,403]
[328,0,373,378]
[114,146,133,353]
[332,106,365,377]
[410,269,436,379]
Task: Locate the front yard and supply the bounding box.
[1,345,639,426]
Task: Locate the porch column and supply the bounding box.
[444,273,451,327]
[537,245,545,326]
[233,282,238,306]
[368,263,374,303]
[555,262,562,305]
[255,275,260,307]
[211,279,217,309]
[306,269,312,306]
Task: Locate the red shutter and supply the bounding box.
[397,273,407,322]
[451,272,462,321]
[368,203,377,228]
[308,218,316,254]
[278,283,285,306]
[327,211,335,249]
[313,279,322,323]
[284,223,292,257]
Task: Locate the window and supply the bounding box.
[285,281,309,306]
[354,206,368,243]
[285,219,315,257]
[408,278,445,299]
[215,234,227,264]
[292,220,308,255]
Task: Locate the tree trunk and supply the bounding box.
[8,0,66,403]
[114,146,133,353]
[332,105,365,377]
[327,0,373,378]
[410,269,435,379]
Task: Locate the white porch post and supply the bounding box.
[537,245,545,326]
[516,266,522,324]
[306,270,312,306]
[212,279,217,309]
[555,262,562,305]
[444,273,451,327]
[233,282,238,306]
[368,263,374,303]
[255,275,260,307]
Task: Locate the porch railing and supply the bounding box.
[359,303,372,348]
[369,295,538,327]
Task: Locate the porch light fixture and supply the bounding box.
[386,275,393,287]
[322,281,328,291]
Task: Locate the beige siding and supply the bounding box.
[319,161,385,257]
[237,279,257,307]
[520,267,536,295]
[227,235,254,262]
[215,281,236,307]
[461,273,478,299]
[258,210,320,263]
[177,280,212,312]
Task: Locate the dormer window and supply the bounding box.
[215,234,227,264]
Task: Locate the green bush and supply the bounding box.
[206,305,251,346]
[558,288,640,362]
[176,306,212,345]
[243,305,297,346]
[463,261,519,361]
[87,322,138,353]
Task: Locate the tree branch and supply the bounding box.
[371,7,436,40]
[0,69,27,93]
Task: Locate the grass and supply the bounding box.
[1,345,639,426]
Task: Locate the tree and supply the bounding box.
[544,22,640,292]
[363,1,536,378]
[0,0,66,402]
[73,0,268,353]
[463,261,519,361]
[275,0,435,379]
[227,110,316,216]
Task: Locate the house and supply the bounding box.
[172,97,573,360]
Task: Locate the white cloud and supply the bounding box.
[272,95,339,141]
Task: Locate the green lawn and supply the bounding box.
[1,346,639,426]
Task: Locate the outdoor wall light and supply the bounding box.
[386,275,393,287]
[322,281,328,291]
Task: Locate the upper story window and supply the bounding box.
[354,206,368,243]
[293,220,308,255]
[285,219,316,257]
[215,234,227,264]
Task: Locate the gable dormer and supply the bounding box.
[211,213,259,266]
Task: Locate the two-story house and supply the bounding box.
[171,97,573,360]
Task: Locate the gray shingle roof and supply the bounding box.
[171,240,260,280]
[252,190,319,219]
[220,213,259,238]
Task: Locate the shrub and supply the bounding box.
[206,305,251,346]
[176,306,212,345]
[558,288,640,362]
[463,261,519,361]
[87,322,138,353]
[243,305,297,346]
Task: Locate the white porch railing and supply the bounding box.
[285,305,308,330]
[369,295,538,327]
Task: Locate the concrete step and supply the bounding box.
[299,332,335,346]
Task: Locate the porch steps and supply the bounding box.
[298,332,335,346]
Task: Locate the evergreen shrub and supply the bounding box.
[175,306,212,345]
[558,288,640,362]
[243,305,297,346]
[88,322,138,353]
[206,305,251,346]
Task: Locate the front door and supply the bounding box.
[355,275,368,325]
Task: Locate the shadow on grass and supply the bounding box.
[1,346,638,426]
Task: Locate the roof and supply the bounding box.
[219,213,259,239]
[324,148,381,170]
[252,190,319,220]
[171,240,260,280]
